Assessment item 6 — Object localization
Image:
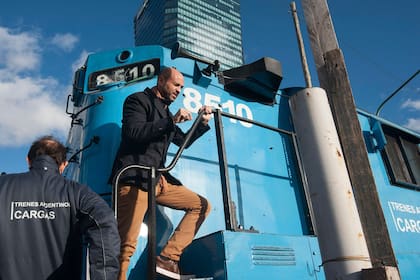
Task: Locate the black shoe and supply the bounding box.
[156,255,181,279]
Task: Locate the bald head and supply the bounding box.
[156,67,184,103]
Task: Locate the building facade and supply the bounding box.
[134,0,244,70]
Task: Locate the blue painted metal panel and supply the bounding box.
[181,231,325,280]
[358,112,420,280]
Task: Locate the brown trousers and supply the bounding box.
[117,175,211,280]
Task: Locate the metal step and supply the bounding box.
[157,273,213,280]
[181,277,213,280]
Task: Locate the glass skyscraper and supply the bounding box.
[134,0,244,70]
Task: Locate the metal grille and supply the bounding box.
[251,246,296,266]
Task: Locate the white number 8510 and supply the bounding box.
[182,87,253,128]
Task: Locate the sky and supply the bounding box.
[0,0,419,174]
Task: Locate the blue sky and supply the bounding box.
[0,0,419,174]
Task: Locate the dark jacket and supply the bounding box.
[109,88,210,190]
[0,155,120,280]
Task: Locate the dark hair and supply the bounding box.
[27,136,67,166]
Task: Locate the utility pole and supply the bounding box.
[300,0,400,279]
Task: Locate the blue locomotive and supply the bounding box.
[64,44,419,279]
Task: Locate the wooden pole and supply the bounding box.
[300,0,400,278]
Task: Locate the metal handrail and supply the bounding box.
[112,109,206,217]
[212,109,309,233]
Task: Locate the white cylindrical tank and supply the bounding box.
[289,87,372,279]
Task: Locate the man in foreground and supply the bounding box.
[0,135,120,279]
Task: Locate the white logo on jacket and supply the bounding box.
[10,201,70,221]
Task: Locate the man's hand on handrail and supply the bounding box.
[198,105,213,126]
[173,105,213,125]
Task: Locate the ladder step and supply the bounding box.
[181,277,213,280]
[157,273,213,280]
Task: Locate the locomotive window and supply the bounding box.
[382,125,420,189]
[87,58,160,91]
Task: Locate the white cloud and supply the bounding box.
[0,26,71,147]
[0,72,69,146]
[0,26,41,72]
[50,33,79,52]
[404,118,420,133]
[401,98,420,110]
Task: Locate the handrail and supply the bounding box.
[212,109,304,232]
[160,110,207,172]
[213,109,237,231]
[68,96,103,127]
[112,110,205,280]
[112,109,206,216]
[217,109,293,136]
